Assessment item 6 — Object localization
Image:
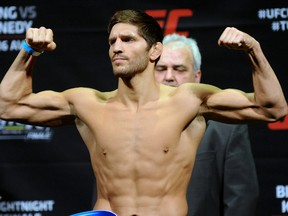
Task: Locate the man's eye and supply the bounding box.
[109,40,115,45]
[175,67,187,73]
[155,67,165,72]
[123,38,134,42]
[177,69,186,73]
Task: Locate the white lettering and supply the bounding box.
[279,20,288,31]
[258,8,288,19]
[0,6,17,19]
[0,40,9,51]
[282,200,288,213]
[10,40,22,51]
[266,8,288,19]
[26,131,53,140]
[0,21,33,34]
[0,200,55,212]
[276,185,288,198]
[18,6,37,19]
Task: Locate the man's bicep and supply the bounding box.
[205,89,252,109]
[25,90,71,111]
[2,90,74,125]
[203,89,273,122]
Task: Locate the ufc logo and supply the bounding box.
[268,114,288,130]
[145,9,193,36]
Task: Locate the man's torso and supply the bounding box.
[71,86,206,216]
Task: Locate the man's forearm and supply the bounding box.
[0,48,36,113]
[217,27,287,121]
[248,43,287,120]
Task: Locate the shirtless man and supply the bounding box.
[0,9,286,216]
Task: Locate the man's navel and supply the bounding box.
[163,146,169,154]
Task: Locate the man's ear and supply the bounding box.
[150,42,163,61]
[194,69,202,83]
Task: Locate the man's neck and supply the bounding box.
[115,72,160,110]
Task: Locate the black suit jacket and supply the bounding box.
[187,121,259,216]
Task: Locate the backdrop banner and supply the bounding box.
[1,1,287,215]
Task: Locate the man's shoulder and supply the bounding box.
[63,87,117,102]
[159,83,203,99]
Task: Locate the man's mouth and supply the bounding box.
[112,55,127,62]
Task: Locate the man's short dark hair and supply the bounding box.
[108,9,163,50]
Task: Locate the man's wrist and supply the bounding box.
[21,40,44,56]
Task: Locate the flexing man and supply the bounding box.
[0,10,286,216]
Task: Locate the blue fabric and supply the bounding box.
[70,210,117,216]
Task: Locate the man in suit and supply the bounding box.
[155,33,259,216]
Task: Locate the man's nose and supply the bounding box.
[164,70,175,81]
[113,39,123,53]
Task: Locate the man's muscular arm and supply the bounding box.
[0,27,74,126]
[201,27,287,123]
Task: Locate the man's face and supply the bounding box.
[109,23,150,78]
[155,42,201,87]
